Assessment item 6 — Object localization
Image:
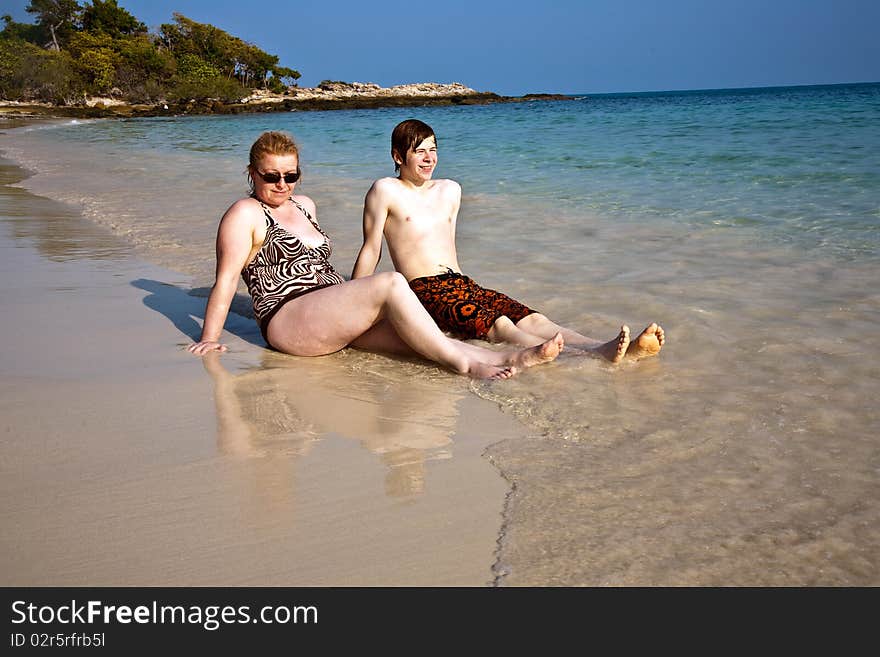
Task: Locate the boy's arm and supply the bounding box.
[449,181,462,234]
[351,182,389,279]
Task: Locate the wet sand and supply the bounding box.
[0,151,520,586]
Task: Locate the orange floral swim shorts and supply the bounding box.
[408,272,536,339]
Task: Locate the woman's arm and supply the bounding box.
[188,201,257,355]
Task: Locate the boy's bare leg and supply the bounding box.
[590,325,631,363]
[514,313,634,363]
[487,315,550,348]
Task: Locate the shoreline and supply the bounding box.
[0,137,522,586]
[0,82,571,119]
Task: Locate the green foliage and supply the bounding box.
[66,30,117,94]
[81,0,145,38]
[176,53,221,83]
[122,77,164,104]
[113,34,175,96]
[116,34,174,76]
[0,38,25,98]
[66,27,112,53]
[160,14,282,89]
[25,0,82,24]
[171,51,249,102]
[273,66,301,86]
[168,76,249,103]
[32,49,84,103]
[75,46,116,92]
[266,77,286,94]
[0,37,84,103]
[26,0,82,49]
[2,14,46,43]
[3,3,301,105]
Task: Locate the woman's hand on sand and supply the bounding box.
[187,341,228,355]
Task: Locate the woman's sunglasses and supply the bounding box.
[256,170,300,184]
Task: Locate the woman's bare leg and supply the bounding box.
[265,273,561,378]
[353,318,564,370]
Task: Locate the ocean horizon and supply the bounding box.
[573,79,879,97]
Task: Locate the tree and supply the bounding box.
[81,0,146,38]
[4,5,302,105]
[67,30,118,93]
[159,14,230,71]
[158,14,295,88]
[0,36,84,103]
[2,13,43,43]
[25,0,82,51]
[235,43,277,88]
[272,65,301,88]
[114,33,175,96]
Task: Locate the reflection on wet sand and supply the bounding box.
[202,350,464,498]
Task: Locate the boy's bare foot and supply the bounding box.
[591,325,631,363]
[506,332,564,369]
[626,323,665,360]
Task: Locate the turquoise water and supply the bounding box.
[37,82,880,259]
[4,82,879,584]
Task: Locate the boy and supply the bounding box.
[351,119,664,362]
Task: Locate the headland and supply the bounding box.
[0,81,570,119]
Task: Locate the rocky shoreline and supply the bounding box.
[0,81,571,119]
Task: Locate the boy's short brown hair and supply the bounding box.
[391,119,436,173]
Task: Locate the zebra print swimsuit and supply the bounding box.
[241,197,345,342]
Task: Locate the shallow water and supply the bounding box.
[3,83,879,584]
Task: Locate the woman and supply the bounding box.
[188,131,563,379]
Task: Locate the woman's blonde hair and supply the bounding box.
[249,130,300,169]
[247,131,300,191]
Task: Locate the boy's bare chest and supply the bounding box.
[390,192,452,228]
[387,210,453,243]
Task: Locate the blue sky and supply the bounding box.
[5,0,879,95]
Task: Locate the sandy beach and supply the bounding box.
[0,144,525,586]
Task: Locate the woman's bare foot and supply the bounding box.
[626,323,665,360]
[505,332,564,369]
[471,363,518,380]
[591,325,631,363]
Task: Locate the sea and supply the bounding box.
[3,82,879,585]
